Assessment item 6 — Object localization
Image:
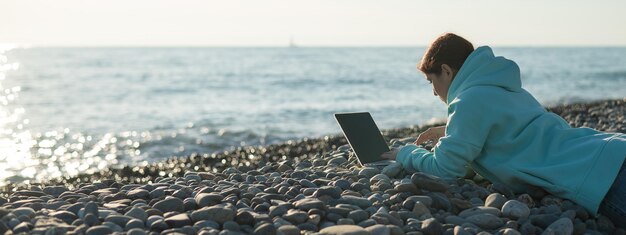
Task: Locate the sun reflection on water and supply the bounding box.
[0,46,146,186]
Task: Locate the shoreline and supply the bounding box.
[0,98,624,234]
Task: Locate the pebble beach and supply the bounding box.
[0,99,625,235]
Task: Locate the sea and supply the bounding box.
[1,46,625,185]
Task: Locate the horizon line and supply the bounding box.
[4,43,626,49]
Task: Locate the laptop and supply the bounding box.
[334,112,395,166]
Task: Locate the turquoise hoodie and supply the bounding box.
[396,46,626,215]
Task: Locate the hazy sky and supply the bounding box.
[3,0,626,47]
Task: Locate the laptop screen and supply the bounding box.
[334,112,391,165]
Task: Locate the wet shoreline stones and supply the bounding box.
[0,99,625,234]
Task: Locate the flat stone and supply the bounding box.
[338,196,372,209]
[313,186,342,199]
[358,167,380,178]
[420,218,442,235]
[365,224,390,235]
[50,210,77,224]
[412,201,431,218]
[282,210,309,224]
[127,228,148,235]
[369,174,391,184]
[194,193,224,208]
[125,219,144,230]
[124,207,148,221]
[254,222,277,235]
[12,207,35,218]
[501,200,530,220]
[126,189,149,200]
[86,225,113,235]
[153,196,184,213]
[105,215,133,227]
[319,225,371,235]
[411,173,448,192]
[12,190,47,197]
[542,218,573,235]
[43,186,69,197]
[347,210,369,223]
[459,206,501,218]
[190,204,235,223]
[466,213,504,230]
[485,193,507,209]
[164,213,192,228]
[277,225,301,235]
[394,183,421,195]
[84,202,99,216]
[381,162,402,178]
[294,198,325,210]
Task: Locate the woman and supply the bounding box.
[381,33,626,226]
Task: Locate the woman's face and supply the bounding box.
[424,64,455,104]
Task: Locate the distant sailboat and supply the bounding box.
[289,36,298,48]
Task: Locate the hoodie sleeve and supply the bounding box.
[396,92,491,180]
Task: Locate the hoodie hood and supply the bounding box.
[446,46,522,104]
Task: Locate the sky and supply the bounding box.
[2,0,626,47]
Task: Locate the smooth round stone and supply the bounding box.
[412,201,431,218]
[459,206,501,218]
[500,228,522,235]
[358,167,380,178]
[381,162,402,178]
[254,223,277,235]
[149,188,165,199]
[194,220,220,230]
[501,200,530,220]
[337,218,355,225]
[277,163,293,173]
[338,196,372,209]
[153,197,184,213]
[466,213,504,230]
[127,189,149,200]
[127,228,148,235]
[277,225,301,235]
[420,218,442,235]
[84,213,101,226]
[125,219,144,230]
[194,193,224,208]
[12,207,35,218]
[365,224,390,235]
[328,157,348,165]
[282,210,309,224]
[86,225,113,235]
[542,218,573,235]
[50,210,77,224]
[313,186,342,199]
[370,174,391,184]
[347,210,369,223]
[319,225,370,235]
[294,198,325,211]
[299,179,318,188]
[333,180,351,190]
[406,195,433,207]
[394,183,421,194]
[411,173,448,192]
[84,202,99,216]
[357,219,377,228]
[13,222,30,233]
[105,215,134,227]
[43,186,69,197]
[190,204,235,223]
[164,213,192,228]
[125,207,148,221]
[485,193,507,209]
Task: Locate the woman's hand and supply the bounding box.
[415,125,446,145]
[380,148,400,160]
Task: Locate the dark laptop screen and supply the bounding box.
[334,112,390,165]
